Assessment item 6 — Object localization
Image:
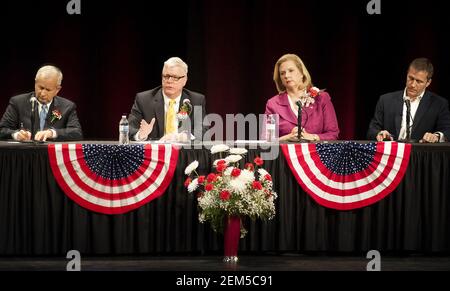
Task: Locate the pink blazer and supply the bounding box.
[264,92,339,140]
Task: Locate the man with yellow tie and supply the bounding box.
[128,57,207,142]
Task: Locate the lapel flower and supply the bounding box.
[50,109,62,123]
[300,86,325,108]
[177,99,192,120]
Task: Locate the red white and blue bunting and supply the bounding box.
[281,142,411,210]
[48,144,179,214]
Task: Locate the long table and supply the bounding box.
[1,141,449,255]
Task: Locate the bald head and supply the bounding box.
[35,65,63,86]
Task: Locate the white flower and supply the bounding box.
[258,168,269,180]
[187,178,199,193]
[238,169,255,184]
[223,166,234,177]
[229,178,247,193]
[225,155,242,163]
[177,113,189,120]
[229,148,247,155]
[184,160,199,175]
[210,144,230,154]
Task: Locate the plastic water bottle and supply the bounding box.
[266,114,276,142]
[119,115,129,145]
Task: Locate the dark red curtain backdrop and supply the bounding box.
[1,0,449,140]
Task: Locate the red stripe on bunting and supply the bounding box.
[48,144,179,214]
[281,142,411,210]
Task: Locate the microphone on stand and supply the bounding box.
[404,98,411,141]
[30,96,38,138]
[30,96,37,113]
[295,100,302,140]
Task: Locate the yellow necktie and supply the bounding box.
[165,99,176,134]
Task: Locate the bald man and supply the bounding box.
[0,65,83,141]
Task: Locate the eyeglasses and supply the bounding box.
[162,74,186,82]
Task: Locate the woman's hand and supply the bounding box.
[301,129,320,141]
[279,127,301,142]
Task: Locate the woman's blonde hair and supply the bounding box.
[273,54,312,93]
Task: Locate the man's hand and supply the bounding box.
[420,132,440,143]
[376,130,393,142]
[34,130,53,141]
[15,130,32,141]
[138,118,156,140]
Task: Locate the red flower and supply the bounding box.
[216,163,227,172]
[198,175,205,184]
[252,181,263,190]
[205,183,214,191]
[184,177,192,187]
[219,190,231,201]
[308,86,321,98]
[206,173,217,183]
[244,163,254,171]
[231,168,241,177]
[217,159,227,165]
[264,174,272,181]
[265,189,272,197]
[254,157,264,166]
[50,109,62,123]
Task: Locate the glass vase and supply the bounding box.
[223,215,240,263]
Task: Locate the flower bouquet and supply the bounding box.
[184,144,277,261]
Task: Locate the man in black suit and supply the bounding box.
[0,65,83,141]
[128,57,207,141]
[367,58,450,143]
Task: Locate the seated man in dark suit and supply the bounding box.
[0,65,83,141]
[367,58,450,143]
[128,57,207,142]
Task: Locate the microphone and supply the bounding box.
[30,96,37,138]
[404,98,411,141]
[295,100,302,140]
[30,96,37,113]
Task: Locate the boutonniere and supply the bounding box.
[300,86,325,108]
[50,109,62,123]
[177,99,193,120]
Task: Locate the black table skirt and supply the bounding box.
[1,142,449,255]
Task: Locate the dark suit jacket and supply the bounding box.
[367,90,450,141]
[128,86,207,140]
[0,92,83,141]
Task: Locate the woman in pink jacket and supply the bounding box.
[265,54,339,141]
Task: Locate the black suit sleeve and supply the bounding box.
[0,100,20,139]
[435,98,450,141]
[128,94,144,139]
[52,103,83,141]
[192,94,208,141]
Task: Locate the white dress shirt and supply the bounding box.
[398,89,444,141]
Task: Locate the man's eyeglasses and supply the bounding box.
[162,74,186,82]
